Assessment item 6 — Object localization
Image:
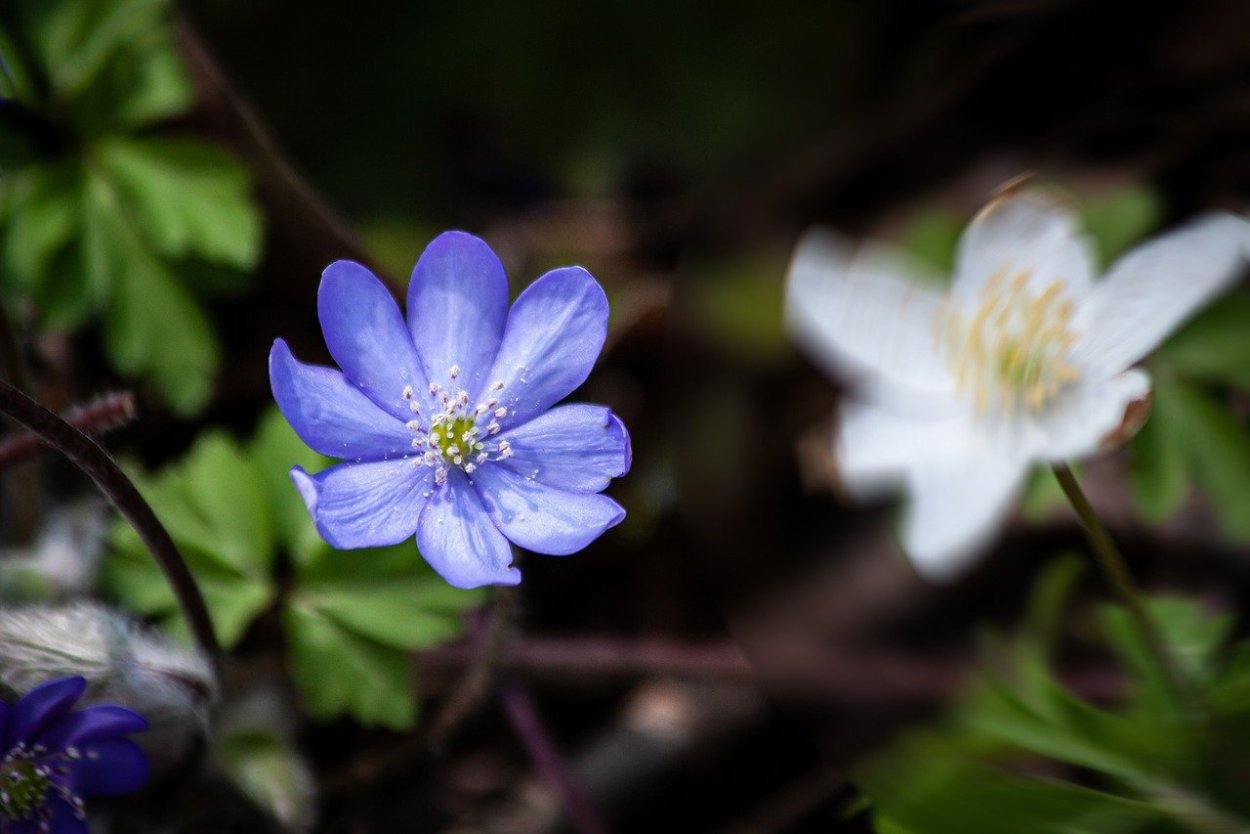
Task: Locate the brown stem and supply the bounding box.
[0,391,136,470]
[0,379,221,678]
[500,679,611,834]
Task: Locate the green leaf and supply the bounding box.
[95,136,262,269]
[83,171,220,413]
[104,531,273,649]
[95,34,193,130]
[1128,388,1191,523]
[1081,184,1162,269]
[1099,597,1233,691]
[1150,380,1250,541]
[215,729,315,833]
[284,601,417,729]
[19,0,168,97]
[1155,295,1250,389]
[897,208,964,275]
[0,165,81,298]
[295,540,483,651]
[251,408,330,567]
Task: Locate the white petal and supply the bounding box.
[785,230,956,402]
[1030,369,1152,461]
[902,453,1028,582]
[1073,213,1250,379]
[953,186,1095,304]
[837,400,972,498]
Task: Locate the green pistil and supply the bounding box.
[432,416,479,464]
[1,760,51,820]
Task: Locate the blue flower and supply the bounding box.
[270,231,631,588]
[0,676,148,833]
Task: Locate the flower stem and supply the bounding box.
[0,379,222,679]
[1051,464,1187,712]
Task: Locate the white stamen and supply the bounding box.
[450,364,461,379]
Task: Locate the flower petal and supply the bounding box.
[318,260,426,421]
[901,454,1029,582]
[498,404,631,492]
[290,466,320,515]
[953,186,1095,303]
[1073,213,1250,379]
[36,705,147,751]
[473,464,625,555]
[12,676,85,743]
[416,470,520,588]
[1022,369,1152,462]
[485,267,609,427]
[67,738,148,796]
[270,339,414,461]
[407,231,509,400]
[785,230,957,403]
[837,400,973,499]
[26,797,85,834]
[301,459,434,549]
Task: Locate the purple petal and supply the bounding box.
[318,260,426,421]
[473,465,624,555]
[270,339,415,461]
[28,796,85,834]
[12,677,85,743]
[300,459,434,549]
[66,738,148,796]
[408,231,509,401]
[499,405,630,492]
[291,465,320,515]
[485,267,609,426]
[0,700,9,753]
[36,705,147,751]
[416,470,520,588]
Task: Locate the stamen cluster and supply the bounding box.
[400,368,515,487]
[936,267,1081,414]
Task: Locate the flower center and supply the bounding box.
[935,267,1081,414]
[0,759,51,821]
[399,365,516,486]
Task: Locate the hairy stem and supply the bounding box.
[0,379,221,678]
[0,392,136,470]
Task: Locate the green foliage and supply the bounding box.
[104,408,485,728]
[856,573,1250,833]
[0,0,262,413]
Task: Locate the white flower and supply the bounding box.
[785,185,1250,581]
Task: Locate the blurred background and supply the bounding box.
[5,0,1250,831]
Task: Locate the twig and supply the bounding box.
[0,379,221,678]
[500,679,611,834]
[0,391,136,470]
[419,634,966,705]
[425,585,518,750]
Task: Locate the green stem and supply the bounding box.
[1051,464,1189,713]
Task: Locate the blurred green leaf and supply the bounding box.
[1129,388,1191,523]
[252,409,331,568]
[1081,184,1162,269]
[1148,380,1250,541]
[96,136,262,268]
[284,601,417,729]
[215,728,315,832]
[1155,295,1250,389]
[898,209,963,275]
[83,172,220,413]
[0,165,80,299]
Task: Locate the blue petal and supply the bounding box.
[66,738,148,796]
[37,705,147,751]
[499,404,631,492]
[473,464,624,555]
[485,267,609,426]
[270,339,415,461]
[416,470,520,588]
[31,796,85,834]
[290,465,320,515]
[12,677,85,743]
[407,231,509,401]
[298,459,435,550]
[318,260,427,421]
[0,700,9,753]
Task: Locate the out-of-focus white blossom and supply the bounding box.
[786,185,1250,580]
